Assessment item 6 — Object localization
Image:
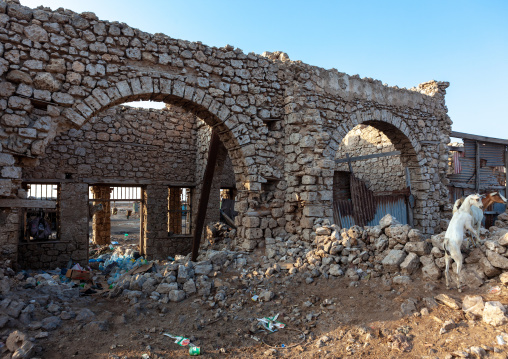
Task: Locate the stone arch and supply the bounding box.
[57,75,252,192]
[328,110,439,233]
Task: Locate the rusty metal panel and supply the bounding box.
[350,175,376,226]
[334,196,408,229]
[333,199,356,229]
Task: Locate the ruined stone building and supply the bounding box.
[0,1,454,269]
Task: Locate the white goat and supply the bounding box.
[443,194,483,292]
[452,195,484,247]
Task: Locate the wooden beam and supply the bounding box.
[448,146,464,152]
[448,182,505,190]
[451,131,508,146]
[345,153,353,173]
[191,131,221,261]
[0,199,56,209]
[335,151,401,164]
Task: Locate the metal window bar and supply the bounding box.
[168,187,192,235]
[89,186,142,202]
[24,183,59,242]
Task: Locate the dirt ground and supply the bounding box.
[36,249,508,359]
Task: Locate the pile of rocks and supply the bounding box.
[258,212,508,290]
[109,249,249,306]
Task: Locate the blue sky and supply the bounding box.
[22,0,508,139]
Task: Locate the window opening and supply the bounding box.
[88,186,142,245]
[22,183,59,242]
[168,187,192,235]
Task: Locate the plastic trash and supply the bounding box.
[251,295,259,302]
[141,354,150,359]
[163,333,190,346]
[257,313,285,332]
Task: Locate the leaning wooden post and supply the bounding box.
[191,130,220,262]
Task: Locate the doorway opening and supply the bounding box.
[88,185,143,248]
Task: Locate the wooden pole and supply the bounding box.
[191,131,220,262]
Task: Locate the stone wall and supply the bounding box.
[17,182,88,269]
[335,124,406,192]
[23,105,198,182]
[0,1,454,267]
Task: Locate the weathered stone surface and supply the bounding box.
[33,72,61,91]
[483,301,508,327]
[75,308,95,321]
[6,330,34,359]
[400,252,420,275]
[168,289,186,302]
[486,250,508,269]
[379,214,400,229]
[404,241,431,256]
[435,294,460,310]
[462,295,484,316]
[381,249,407,272]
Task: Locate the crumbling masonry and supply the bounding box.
[0,1,453,269]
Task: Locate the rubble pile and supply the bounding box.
[257,212,508,291]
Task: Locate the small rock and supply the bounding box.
[483,301,508,327]
[435,294,460,310]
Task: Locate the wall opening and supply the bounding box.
[89,185,142,247]
[21,183,59,242]
[168,187,192,236]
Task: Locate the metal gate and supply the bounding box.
[333,173,409,229]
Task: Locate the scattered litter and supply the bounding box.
[488,286,501,294]
[257,313,285,332]
[251,295,259,302]
[163,333,191,346]
[163,333,201,355]
[141,354,150,359]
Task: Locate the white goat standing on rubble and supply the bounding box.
[453,198,483,248]
[444,194,483,292]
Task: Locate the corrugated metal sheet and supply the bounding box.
[448,156,504,188]
[367,196,408,226]
[463,139,506,167]
[350,175,376,226]
[334,196,408,229]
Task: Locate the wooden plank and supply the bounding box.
[451,131,508,146]
[448,146,464,152]
[335,151,401,164]
[191,131,221,261]
[0,199,57,209]
[449,182,505,190]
